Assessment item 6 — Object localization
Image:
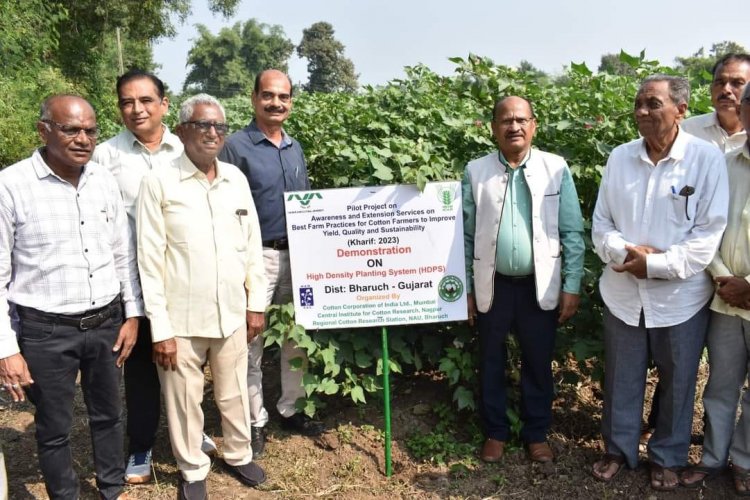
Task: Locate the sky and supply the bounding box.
[153,0,750,93]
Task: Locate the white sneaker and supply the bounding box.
[201,432,218,456]
[124,449,152,484]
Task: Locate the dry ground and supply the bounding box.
[0,357,741,499]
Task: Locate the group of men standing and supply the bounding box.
[0,68,321,500]
[2,51,750,498]
[464,53,750,494]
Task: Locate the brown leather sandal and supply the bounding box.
[679,463,721,489]
[650,462,679,492]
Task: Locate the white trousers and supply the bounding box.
[159,328,253,481]
[247,248,306,426]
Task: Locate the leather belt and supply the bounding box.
[16,295,122,331]
[495,273,534,283]
[263,239,289,250]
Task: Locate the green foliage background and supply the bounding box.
[0,48,713,423]
[218,53,711,417]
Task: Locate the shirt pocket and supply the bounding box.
[668,194,698,225]
[543,192,561,257]
[233,211,248,252]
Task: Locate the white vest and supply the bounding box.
[465,150,567,312]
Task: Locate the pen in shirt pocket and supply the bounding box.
[236,208,248,225]
[101,206,110,222]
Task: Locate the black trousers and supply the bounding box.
[477,274,558,444]
[124,318,161,454]
[19,305,124,500]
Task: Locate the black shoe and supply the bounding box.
[178,477,208,500]
[280,413,325,436]
[223,460,267,487]
[251,426,265,458]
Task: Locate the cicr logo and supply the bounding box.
[287,192,323,207]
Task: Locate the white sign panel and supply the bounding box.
[284,182,468,330]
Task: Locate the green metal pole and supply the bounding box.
[381,326,392,477]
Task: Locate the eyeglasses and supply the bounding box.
[42,120,99,139]
[496,117,535,127]
[181,121,229,136]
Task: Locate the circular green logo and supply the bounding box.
[438,275,464,302]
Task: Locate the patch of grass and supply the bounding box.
[405,403,481,464]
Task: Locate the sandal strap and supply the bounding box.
[601,453,625,466]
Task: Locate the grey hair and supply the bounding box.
[639,74,690,106]
[179,94,226,123]
[742,82,750,102]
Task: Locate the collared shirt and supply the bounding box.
[707,143,750,321]
[681,112,747,153]
[462,149,585,295]
[592,129,728,328]
[92,126,183,238]
[0,150,144,358]
[218,120,310,241]
[137,153,267,343]
[496,151,534,276]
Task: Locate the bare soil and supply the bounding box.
[0,358,739,499]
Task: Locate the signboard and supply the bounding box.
[284,182,467,330]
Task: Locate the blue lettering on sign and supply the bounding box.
[300,286,314,307]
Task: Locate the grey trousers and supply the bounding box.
[601,305,709,468]
[702,311,750,469]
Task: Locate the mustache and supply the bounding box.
[264,105,286,113]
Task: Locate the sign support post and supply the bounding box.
[381,326,392,476]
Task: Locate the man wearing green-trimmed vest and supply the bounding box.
[463,96,585,464]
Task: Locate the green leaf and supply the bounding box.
[369,155,394,181]
[570,61,592,76]
[319,377,340,395]
[354,349,374,368]
[288,357,304,370]
[350,385,366,404]
[452,386,475,411]
[619,49,642,68]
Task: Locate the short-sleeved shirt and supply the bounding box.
[218,120,310,241]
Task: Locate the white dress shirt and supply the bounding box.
[0,150,144,358]
[92,127,183,238]
[681,112,747,153]
[137,153,267,342]
[707,144,750,321]
[592,129,728,328]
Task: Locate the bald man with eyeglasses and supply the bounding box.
[463,96,585,464]
[0,94,142,500]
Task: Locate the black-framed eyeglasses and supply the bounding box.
[42,120,99,139]
[181,121,229,136]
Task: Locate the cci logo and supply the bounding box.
[287,192,323,208]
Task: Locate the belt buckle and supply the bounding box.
[78,311,107,331]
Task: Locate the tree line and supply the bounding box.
[0,0,357,166]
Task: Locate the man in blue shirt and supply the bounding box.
[219,70,324,456]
